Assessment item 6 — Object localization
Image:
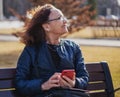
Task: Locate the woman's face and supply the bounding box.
[45,8,68,36]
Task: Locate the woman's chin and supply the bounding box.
[63,28,69,33]
[61,30,68,35]
[60,30,69,37]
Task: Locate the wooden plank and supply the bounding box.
[86,62,101,66]
[86,63,103,72]
[89,73,105,81]
[0,80,14,89]
[0,90,20,97]
[0,68,16,79]
[90,92,108,97]
[87,82,106,90]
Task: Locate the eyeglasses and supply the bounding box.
[46,16,67,23]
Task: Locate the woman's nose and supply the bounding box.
[63,17,68,24]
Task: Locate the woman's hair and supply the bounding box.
[21,4,55,46]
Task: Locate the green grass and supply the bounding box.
[0,41,120,96]
[0,42,24,68]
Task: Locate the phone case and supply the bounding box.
[61,69,75,80]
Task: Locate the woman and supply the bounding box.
[15,4,89,97]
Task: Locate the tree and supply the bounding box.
[11,0,96,37]
[87,0,96,19]
[27,0,96,32]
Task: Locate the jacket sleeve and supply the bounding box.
[73,44,89,89]
[15,47,44,96]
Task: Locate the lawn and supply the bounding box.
[0,42,24,68]
[0,27,23,35]
[0,41,120,96]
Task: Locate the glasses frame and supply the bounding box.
[46,16,67,23]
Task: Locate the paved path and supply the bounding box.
[69,38,120,47]
[0,35,120,47]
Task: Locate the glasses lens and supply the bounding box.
[60,17,68,21]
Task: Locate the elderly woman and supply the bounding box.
[15,4,89,97]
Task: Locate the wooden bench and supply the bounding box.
[0,61,120,97]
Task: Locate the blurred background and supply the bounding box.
[0,0,120,96]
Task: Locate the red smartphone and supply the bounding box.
[61,69,75,80]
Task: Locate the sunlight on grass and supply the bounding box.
[67,27,93,38]
[0,42,24,53]
[67,27,120,39]
[0,42,24,67]
[0,27,23,35]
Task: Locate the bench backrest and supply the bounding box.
[0,62,114,97]
[86,62,114,97]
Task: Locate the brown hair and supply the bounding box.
[21,4,55,46]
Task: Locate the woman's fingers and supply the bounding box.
[60,76,75,88]
[60,77,71,88]
[50,79,60,85]
[42,72,75,90]
[50,73,61,80]
[41,73,61,90]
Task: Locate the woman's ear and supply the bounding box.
[42,23,50,32]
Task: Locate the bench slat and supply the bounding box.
[89,73,105,81]
[90,92,108,97]
[0,91,20,97]
[86,63,103,72]
[87,82,106,90]
[0,80,14,89]
[0,68,16,79]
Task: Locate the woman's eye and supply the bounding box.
[60,17,63,20]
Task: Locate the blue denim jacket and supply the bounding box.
[15,40,89,97]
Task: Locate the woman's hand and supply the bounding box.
[41,73,61,91]
[59,74,76,88]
